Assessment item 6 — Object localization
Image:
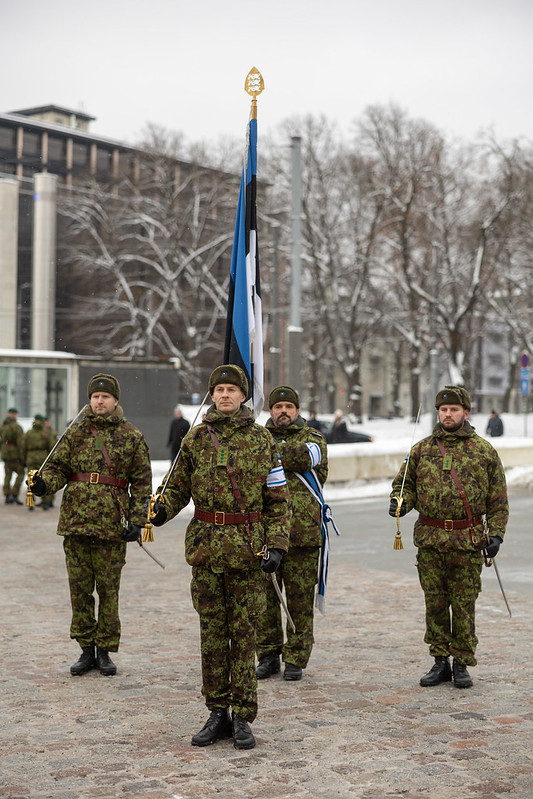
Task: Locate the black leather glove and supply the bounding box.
[260,548,284,574]
[28,474,47,496]
[388,497,406,517]
[148,500,167,527]
[122,523,143,542]
[484,535,502,558]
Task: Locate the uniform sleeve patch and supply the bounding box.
[267,465,287,487]
[306,441,321,467]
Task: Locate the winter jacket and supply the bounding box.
[266,415,328,548]
[158,404,290,572]
[41,404,152,541]
[391,421,508,551]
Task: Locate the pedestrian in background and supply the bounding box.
[149,365,290,750]
[486,410,504,437]
[24,414,55,510]
[256,386,328,682]
[167,406,190,462]
[1,407,25,505]
[307,410,323,433]
[29,374,152,677]
[389,385,508,689]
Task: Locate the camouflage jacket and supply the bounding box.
[24,419,54,468]
[0,417,24,461]
[41,405,152,541]
[266,415,328,548]
[158,404,290,572]
[391,421,508,550]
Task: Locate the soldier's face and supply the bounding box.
[90,392,118,416]
[271,401,298,428]
[211,383,245,417]
[438,404,469,432]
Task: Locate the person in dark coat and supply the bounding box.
[486,410,504,437]
[167,407,190,462]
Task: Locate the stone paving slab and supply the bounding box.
[1,500,532,799]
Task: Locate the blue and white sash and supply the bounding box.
[295,467,340,614]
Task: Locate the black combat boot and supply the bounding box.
[231,712,256,750]
[256,653,280,679]
[70,646,96,675]
[5,495,13,504]
[10,495,23,506]
[283,662,303,681]
[452,659,473,688]
[191,709,232,747]
[419,656,452,687]
[96,648,117,676]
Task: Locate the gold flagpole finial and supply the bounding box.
[245,67,264,120]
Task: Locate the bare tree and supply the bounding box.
[56,132,240,392]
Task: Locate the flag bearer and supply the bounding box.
[149,365,290,750]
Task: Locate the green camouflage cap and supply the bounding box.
[435,385,471,410]
[269,385,300,408]
[208,365,248,397]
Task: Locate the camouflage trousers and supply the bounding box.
[3,457,25,498]
[256,546,319,669]
[63,535,127,651]
[190,566,266,722]
[416,547,484,666]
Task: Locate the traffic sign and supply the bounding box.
[520,352,530,368]
[520,367,529,395]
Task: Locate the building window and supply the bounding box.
[0,125,16,150]
[23,130,41,156]
[72,142,88,167]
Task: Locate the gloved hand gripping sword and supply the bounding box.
[391,405,421,551]
[257,545,296,633]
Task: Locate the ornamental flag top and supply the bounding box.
[223,67,265,418]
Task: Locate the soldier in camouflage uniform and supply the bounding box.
[29,374,152,677]
[256,386,328,682]
[23,414,55,510]
[149,365,290,750]
[389,386,508,689]
[1,407,25,505]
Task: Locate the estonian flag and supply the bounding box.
[223,111,264,417]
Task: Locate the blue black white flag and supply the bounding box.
[224,110,264,417]
[296,469,340,613]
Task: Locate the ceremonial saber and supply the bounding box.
[37,406,86,473]
[137,539,165,570]
[492,559,512,618]
[158,391,210,499]
[271,572,296,633]
[393,404,421,549]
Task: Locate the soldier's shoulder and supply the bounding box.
[305,427,326,443]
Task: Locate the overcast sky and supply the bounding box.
[3,0,532,149]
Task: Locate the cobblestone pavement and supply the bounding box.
[1,498,532,799]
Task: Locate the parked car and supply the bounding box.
[320,421,374,444]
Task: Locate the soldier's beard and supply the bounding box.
[441,419,465,432]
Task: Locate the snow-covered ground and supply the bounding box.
[151,408,533,504]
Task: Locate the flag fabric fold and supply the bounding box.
[224,115,264,417]
[295,469,340,613]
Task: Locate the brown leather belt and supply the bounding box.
[194,508,262,525]
[418,514,482,531]
[71,472,129,489]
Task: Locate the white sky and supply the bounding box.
[2,0,532,147]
